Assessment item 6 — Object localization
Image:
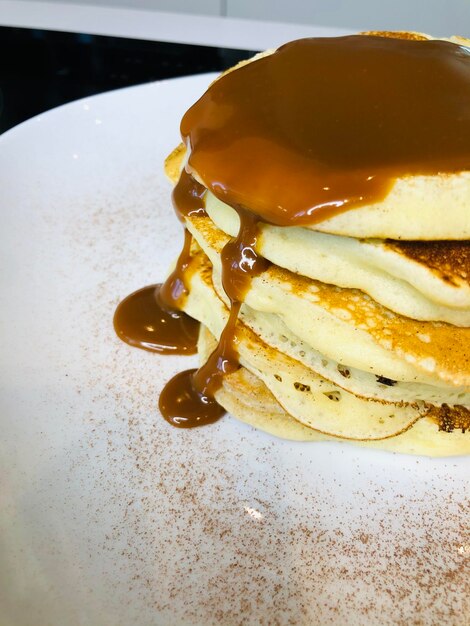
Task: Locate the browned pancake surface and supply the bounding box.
[384,240,470,287]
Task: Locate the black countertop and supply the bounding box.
[0,26,257,134]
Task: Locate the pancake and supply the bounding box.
[180,241,469,400]
[174,244,469,454]
[200,329,470,457]
[183,211,470,388]
[197,165,470,241]
[182,32,470,241]
[181,246,424,440]
[204,194,470,324]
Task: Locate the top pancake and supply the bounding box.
[180,32,470,240]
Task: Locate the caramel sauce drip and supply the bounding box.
[159,200,268,428]
[158,303,239,428]
[113,172,207,355]
[171,168,207,222]
[181,35,470,225]
[220,206,270,302]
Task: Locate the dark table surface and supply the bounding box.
[0,26,256,134]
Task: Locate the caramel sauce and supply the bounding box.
[220,206,270,302]
[158,205,268,428]
[158,368,225,427]
[116,35,470,429]
[171,168,207,222]
[182,35,470,225]
[114,163,267,426]
[159,228,193,308]
[113,171,207,356]
[113,284,199,354]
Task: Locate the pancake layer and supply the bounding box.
[205,193,470,324]
[200,329,470,456]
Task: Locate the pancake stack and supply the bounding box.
[163,32,470,455]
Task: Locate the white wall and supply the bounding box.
[26,0,222,16]
[226,0,470,38]
[23,0,470,37]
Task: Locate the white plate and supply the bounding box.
[0,76,468,626]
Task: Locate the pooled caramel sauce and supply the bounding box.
[116,34,470,428]
[113,284,199,354]
[158,368,225,427]
[182,35,470,225]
